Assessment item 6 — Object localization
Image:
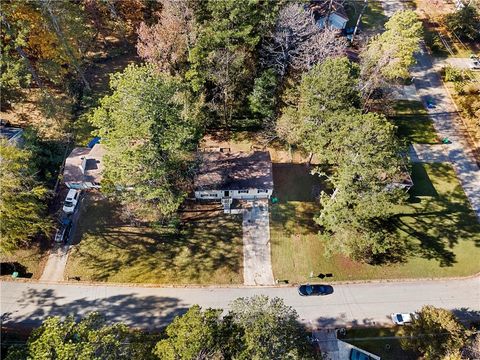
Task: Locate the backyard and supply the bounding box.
[65,193,243,284]
[270,163,480,283]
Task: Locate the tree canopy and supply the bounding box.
[0,140,50,254]
[444,4,480,42]
[90,64,201,219]
[6,313,156,360]
[400,306,469,360]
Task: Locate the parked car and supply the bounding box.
[350,348,376,360]
[298,284,334,296]
[62,189,80,214]
[391,312,417,325]
[54,218,72,243]
[470,60,480,70]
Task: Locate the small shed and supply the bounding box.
[310,0,349,30]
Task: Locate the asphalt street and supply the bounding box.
[2,277,479,330]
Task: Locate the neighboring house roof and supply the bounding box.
[63,144,105,184]
[310,0,349,22]
[194,151,274,191]
[0,125,23,144]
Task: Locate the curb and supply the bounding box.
[2,272,479,289]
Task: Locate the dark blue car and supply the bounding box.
[298,284,334,296]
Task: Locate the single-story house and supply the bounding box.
[63,143,105,189]
[194,150,274,210]
[0,124,23,146]
[310,0,349,30]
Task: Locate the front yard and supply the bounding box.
[270,163,480,283]
[391,100,438,144]
[65,194,243,284]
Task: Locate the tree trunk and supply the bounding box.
[40,0,91,91]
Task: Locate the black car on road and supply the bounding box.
[298,284,334,296]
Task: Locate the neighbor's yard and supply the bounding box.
[270,163,480,283]
[65,194,243,284]
[339,327,419,360]
[391,100,438,144]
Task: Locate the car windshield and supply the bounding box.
[64,201,73,207]
[396,314,403,322]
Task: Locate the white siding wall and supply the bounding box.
[195,189,272,200]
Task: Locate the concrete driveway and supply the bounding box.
[409,144,450,163]
[242,201,275,286]
[2,276,478,330]
[39,193,84,282]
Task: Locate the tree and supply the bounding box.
[137,0,195,75]
[277,59,407,263]
[360,10,422,108]
[185,0,283,124]
[90,64,200,219]
[0,140,50,254]
[260,3,346,78]
[444,4,480,42]
[248,68,278,121]
[277,57,361,154]
[315,111,407,263]
[228,296,317,360]
[6,313,156,360]
[400,306,469,360]
[154,305,227,359]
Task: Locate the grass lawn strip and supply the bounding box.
[270,163,480,283]
[391,100,438,144]
[65,194,243,284]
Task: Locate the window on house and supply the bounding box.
[238,190,249,194]
[257,189,267,193]
[200,193,217,198]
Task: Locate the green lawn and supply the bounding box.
[391,100,438,144]
[66,194,243,284]
[345,0,388,32]
[0,246,47,280]
[270,163,480,283]
[339,328,419,360]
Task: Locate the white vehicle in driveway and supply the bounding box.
[62,189,80,214]
[391,312,417,325]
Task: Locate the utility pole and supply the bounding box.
[351,0,368,44]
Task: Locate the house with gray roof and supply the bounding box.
[194,150,274,211]
[0,125,23,146]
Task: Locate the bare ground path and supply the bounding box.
[242,201,275,286]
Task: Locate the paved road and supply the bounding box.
[242,201,274,286]
[1,278,478,330]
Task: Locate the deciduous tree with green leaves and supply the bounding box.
[400,306,470,360]
[6,313,156,360]
[444,4,480,42]
[154,305,229,359]
[0,140,50,254]
[228,295,317,360]
[90,64,201,219]
[361,10,422,108]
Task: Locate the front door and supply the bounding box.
[224,190,230,197]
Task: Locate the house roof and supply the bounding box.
[194,151,274,191]
[63,144,105,184]
[310,0,349,21]
[0,125,23,142]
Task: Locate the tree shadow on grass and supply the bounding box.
[391,164,480,267]
[70,196,243,284]
[6,287,187,330]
